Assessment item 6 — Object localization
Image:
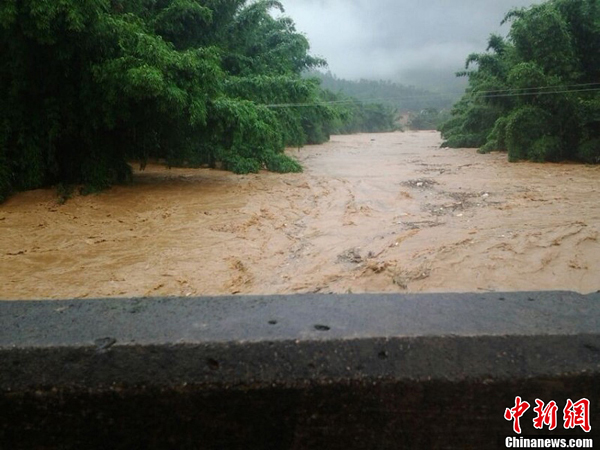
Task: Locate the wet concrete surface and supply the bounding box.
[1,292,599,448]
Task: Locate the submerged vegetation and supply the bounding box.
[0,0,397,201]
[440,0,600,163]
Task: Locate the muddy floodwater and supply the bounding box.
[1,131,599,300]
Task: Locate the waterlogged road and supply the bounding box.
[1,131,599,299]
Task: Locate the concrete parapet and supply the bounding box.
[1,292,599,449]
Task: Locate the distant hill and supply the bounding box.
[307,71,459,113]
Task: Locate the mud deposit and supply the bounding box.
[1,131,599,299]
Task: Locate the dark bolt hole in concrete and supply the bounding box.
[378,351,389,360]
[206,358,220,371]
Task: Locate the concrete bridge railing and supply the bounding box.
[1,291,599,449]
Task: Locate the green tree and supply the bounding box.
[310,70,457,113]
[408,108,451,131]
[440,0,600,163]
[0,0,347,200]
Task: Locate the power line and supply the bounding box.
[468,82,600,95]
[265,99,361,108]
[478,86,600,98]
[264,84,600,109]
[321,82,600,102]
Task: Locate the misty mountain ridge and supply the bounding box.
[306,70,462,112]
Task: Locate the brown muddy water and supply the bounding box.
[1,131,599,300]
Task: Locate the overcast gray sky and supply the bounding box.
[279,0,541,90]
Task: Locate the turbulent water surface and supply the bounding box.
[1,131,599,299]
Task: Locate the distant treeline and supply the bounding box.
[0,0,397,201]
[440,0,600,163]
[407,109,452,131]
[309,71,458,113]
[318,90,399,134]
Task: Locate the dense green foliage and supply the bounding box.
[314,90,398,135]
[311,71,457,113]
[408,109,451,131]
[440,0,600,163]
[0,0,379,200]
[334,100,399,134]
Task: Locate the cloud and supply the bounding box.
[280,0,542,88]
